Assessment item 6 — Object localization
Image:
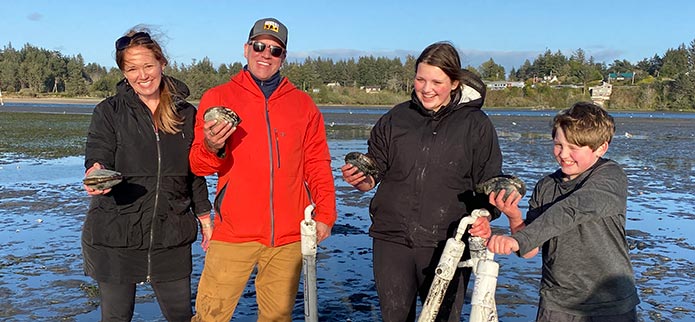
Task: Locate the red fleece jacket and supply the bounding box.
[189,70,336,247]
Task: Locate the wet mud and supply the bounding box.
[1,107,694,321]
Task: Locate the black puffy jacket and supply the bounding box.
[367,79,502,248]
[82,76,211,283]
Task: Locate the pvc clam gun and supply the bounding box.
[418,175,526,322]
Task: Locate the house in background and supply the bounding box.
[608,72,635,82]
[589,81,613,107]
[484,81,525,90]
[542,75,559,84]
[361,86,382,93]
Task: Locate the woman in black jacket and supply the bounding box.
[341,41,503,322]
[82,27,212,322]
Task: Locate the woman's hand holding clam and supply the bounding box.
[83,162,114,195]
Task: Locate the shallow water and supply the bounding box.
[1,107,694,321]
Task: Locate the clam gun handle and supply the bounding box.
[301,205,317,256]
[454,208,490,240]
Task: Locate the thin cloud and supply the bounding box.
[27,12,42,21]
[287,49,419,62]
[459,49,539,71]
[588,49,626,63]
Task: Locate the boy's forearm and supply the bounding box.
[520,247,539,258]
[511,230,537,255]
[508,217,526,234]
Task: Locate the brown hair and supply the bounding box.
[415,41,463,88]
[116,27,182,134]
[552,101,615,150]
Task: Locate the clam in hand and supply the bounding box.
[203,106,242,127]
[83,169,123,190]
[475,175,526,201]
[344,152,378,177]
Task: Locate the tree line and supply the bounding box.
[1,38,694,109]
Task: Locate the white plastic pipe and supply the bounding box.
[300,204,318,322]
[465,209,499,322]
[418,209,487,322]
[469,258,499,322]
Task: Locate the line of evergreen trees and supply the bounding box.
[1,39,694,109]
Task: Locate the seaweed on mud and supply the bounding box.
[0,112,90,159]
[3,109,695,321]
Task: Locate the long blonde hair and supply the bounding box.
[115,27,183,134]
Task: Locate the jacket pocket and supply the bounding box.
[84,197,145,248]
[156,195,198,248]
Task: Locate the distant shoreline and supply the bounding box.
[1,97,103,105]
[1,96,396,108]
[0,96,391,109]
[3,96,692,114]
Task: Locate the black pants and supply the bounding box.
[536,306,638,322]
[373,239,471,322]
[98,277,192,322]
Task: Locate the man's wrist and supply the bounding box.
[204,140,219,154]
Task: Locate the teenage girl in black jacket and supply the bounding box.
[341,41,502,322]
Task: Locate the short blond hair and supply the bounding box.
[552,101,615,150]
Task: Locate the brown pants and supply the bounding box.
[192,240,302,322]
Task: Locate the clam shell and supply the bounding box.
[203,106,242,127]
[83,169,123,190]
[475,175,526,201]
[344,152,378,177]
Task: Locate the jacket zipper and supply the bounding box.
[264,100,276,246]
[274,128,281,168]
[146,124,162,283]
[415,120,436,226]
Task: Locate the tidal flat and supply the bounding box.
[1,105,694,321]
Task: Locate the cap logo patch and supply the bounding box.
[263,21,279,33]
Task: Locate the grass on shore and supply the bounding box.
[0,112,91,159]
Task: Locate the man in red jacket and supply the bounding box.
[190,17,337,322]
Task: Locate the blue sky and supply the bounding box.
[2,0,694,73]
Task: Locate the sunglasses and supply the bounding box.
[115,32,153,51]
[248,41,285,58]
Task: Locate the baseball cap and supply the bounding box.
[248,18,288,48]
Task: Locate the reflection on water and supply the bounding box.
[0,109,694,321]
